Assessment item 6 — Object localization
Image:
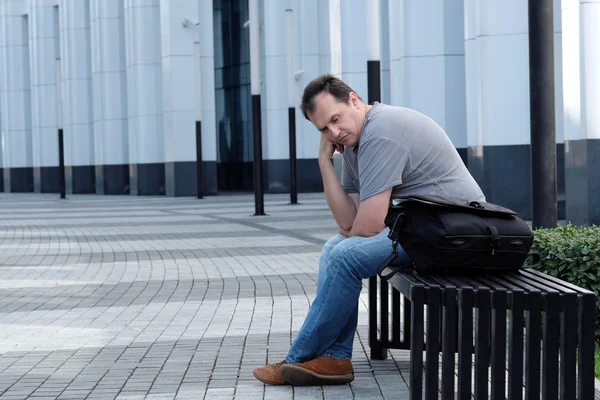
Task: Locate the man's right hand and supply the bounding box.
[319,135,343,163]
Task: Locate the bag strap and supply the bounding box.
[376,232,413,281]
[521,252,542,269]
[378,261,413,281]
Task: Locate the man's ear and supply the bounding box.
[348,92,358,107]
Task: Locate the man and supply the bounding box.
[253,74,485,386]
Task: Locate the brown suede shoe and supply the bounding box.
[279,356,354,386]
[253,361,287,385]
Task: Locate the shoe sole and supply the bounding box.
[252,371,286,386]
[280,365,354,386]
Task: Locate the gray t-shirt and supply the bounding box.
[341,103,485,203]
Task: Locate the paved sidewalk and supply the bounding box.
[0,193,410,400]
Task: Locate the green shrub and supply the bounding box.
[530,224,600,341]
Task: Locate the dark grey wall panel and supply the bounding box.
[102,165,130,195]
[565,139,600,225]
[6,168,34,193]
[72,166,95,194]
[467,144,566,221]
[136,163,165,196]
[589,140,600,225]
[457,148,468,168]
[165,161,218,197]
[263,159,324,194]
[34,167,59,193]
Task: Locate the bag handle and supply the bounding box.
[522,252,542,269]
[378,261,413,281]
[376,234,413,281]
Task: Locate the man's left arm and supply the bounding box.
[340,188,392,237]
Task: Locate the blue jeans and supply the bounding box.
[285,228,410,363]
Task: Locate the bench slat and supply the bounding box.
[542,291,560,400]
[525,291,542,400]
[457,287,474,399]
[578,292,596,399]
[425,284,441,400]
[491,288,507,400]
[409,284,425,400]
[474,286,491,399]
[441,286,457,400]
[508,289,525,400]
[560,293,577,399]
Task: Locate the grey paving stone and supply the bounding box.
[0,193,413,399]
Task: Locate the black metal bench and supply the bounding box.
[369,268,596,399]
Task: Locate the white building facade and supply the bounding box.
[0,0,598,224]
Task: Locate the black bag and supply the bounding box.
[378,195,538,278]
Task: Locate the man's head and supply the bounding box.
[300,74,367,148]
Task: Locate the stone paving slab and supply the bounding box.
[0,193,410,400]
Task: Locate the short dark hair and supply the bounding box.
[300,74,362,120]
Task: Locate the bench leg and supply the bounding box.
[369,276,388,360]
[371,344,388,360]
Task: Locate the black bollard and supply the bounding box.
[195,120,203,199]
[367,60,381,104]
[58,128,65,199]
[252,94,265,215]
[528,0,557,228]
[289,107,297,204]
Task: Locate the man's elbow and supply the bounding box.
[350,222,385,237]
[339,222,353,232]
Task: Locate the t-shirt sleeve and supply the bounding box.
[341,157,359,194]
[358,137,409,202]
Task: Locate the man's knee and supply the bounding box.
[327,242,369,279]
[321,235,346,259]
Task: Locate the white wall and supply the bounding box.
[340,0,367,100]
[472,0,531,147]
[198,0,216,163]
[464,0,480,149]
[389,0,467,148]
[0,0,32,172]
[89,0,129,167]
[579,0,600,140]
[295,0,331,159]
[59,0,94,168]
[561,0,581,141]
[29,0,59,174]
[554,0,564,144]
[124,0,163,165]
[380,0,390,105]
[261,0,288,161]
[160,0,197,164]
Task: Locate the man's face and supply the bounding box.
[307,91,363,148]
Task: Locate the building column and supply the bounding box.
[464,0,533,218]
[0,0,33,192]
[59,0,94,194]
[379,0,390,105]
[554,0,565,219]
[290,0,330,192]
[197,0,217,195]
[261,0,289,193]
[340,0,367,99]
[158,0,217,197]
[160,0,197,197]
[464,0,564,220]
[124,0,164,195]
[389,0,467,164]
[29,0,60,193]
[562,0,600,225]
[90,0,129,195]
